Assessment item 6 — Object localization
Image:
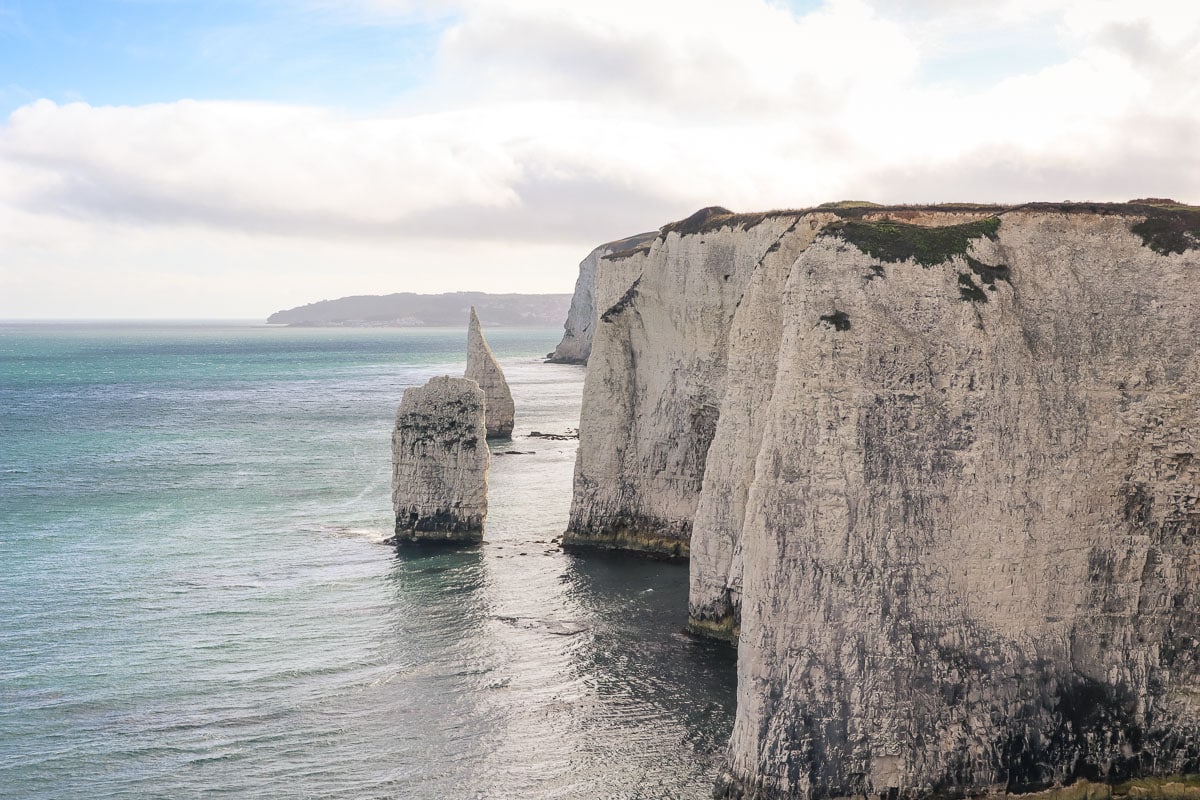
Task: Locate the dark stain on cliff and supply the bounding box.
[959,273,989,303]
[397,401,482,450]
[600,277,642,323]
[819,311,852,331]
[685,403,720,475]
[966,255,1010,285]
[1000,678,1151,792]
[1123,482,1156,528]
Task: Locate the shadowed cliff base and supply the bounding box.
[386,528,484,546]
[685,609,739,644]
[561,526,690,561]
[712,776,1200,800]
[544,352,588,365]
[387,507,485,545]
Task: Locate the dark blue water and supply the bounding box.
[0,322,735,799]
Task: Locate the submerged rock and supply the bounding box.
[465,306,515,438]
[390,375,488,544]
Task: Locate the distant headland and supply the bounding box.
[267,291,571,327]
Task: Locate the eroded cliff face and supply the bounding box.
[548,231,658,364]
[690,210,1006,638]
[687,212,836,639]
[568,202,1200,796]
[564,207,800,556]
[391,375,489,543]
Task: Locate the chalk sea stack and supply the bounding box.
[465,306,515,438]
[564,201,1200,797]
[390,375,489,544]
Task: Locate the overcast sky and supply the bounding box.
[1,0,1198,319]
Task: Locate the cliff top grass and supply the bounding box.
[1007,201,1200,250]
[1127,200,1200,254]
[650,202,1008,240]
[828,201,1006,219]
[607,200,1200,260]
[605,206,800,258]
[656,205,810,237]
[600,231,658,262]
[817,200,883,210]
[603,243,654,261]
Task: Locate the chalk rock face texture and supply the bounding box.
[464,306,515,438]
[565,207,802,556]
[568,203,1200,796]
[391,376,489,543]
[688,212,836,639]
[549,231,658,364]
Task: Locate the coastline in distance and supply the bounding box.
[267,291,571,327]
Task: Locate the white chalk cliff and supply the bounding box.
[566,202,1200,797]
[464,306,515,438]
[390,375,489,543]
[565,207,797,556]
[548,230,658,364]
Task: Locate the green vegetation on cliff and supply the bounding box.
[1129,201,1200,255]
[832,216,1002,267]
[649,201,1200,263]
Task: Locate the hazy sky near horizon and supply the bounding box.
[2,0,1198,318]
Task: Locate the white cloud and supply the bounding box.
[435,0,918,117]
[2,0,1199,317]
[2,99,522,230]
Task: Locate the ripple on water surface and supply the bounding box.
[0,324,736,799]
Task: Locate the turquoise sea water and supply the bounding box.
[0,322,735,799]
